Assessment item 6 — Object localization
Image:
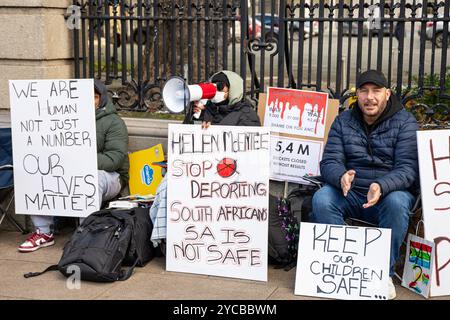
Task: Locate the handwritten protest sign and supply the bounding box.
[9,79,99,217]
[295,222,391,300]
[417,130,450,297]
[258,90,338,184]
[401,234,435,298]
[166,124,270,281]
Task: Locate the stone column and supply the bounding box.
[0,0,74,110]
[0,1,73,231]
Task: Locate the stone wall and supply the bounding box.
[0,0,73,110]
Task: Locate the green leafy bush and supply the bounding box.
[404,68,450,124]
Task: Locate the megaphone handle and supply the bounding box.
[182,102,195,124]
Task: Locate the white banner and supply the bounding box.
[166,124,270,281]
[264,87,329,139]
[270,135,323,183]
[417,130,450,297]
[9,79,99,217]
[295,222,391,300]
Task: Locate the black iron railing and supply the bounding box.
[70,0,450,121]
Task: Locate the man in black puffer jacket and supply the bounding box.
[310,70,419,300]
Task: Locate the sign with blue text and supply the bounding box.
[295,222,391,300]
[9,79,99,217]
[166,124,270,281]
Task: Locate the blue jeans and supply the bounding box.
[311,184,415,276]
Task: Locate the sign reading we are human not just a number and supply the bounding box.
[9,79,99,218]
[166,124,270,282]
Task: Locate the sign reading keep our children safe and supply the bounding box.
[166,124,270,281]
[295,222,391,300]
[417,130,450,297]
[8,79,99,217]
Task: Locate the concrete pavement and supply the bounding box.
[0,228,447,301]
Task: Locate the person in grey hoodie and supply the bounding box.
[18,80,129,253]
[149,70,261,249]
[193,70,261,128]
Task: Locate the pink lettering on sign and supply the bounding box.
[429,137,450,212]
[434,236,450,287]
[267,88,328,133]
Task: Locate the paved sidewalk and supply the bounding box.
[1,229,448,301]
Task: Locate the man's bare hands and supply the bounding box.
[340,170,356,197]
[363,183,382,208]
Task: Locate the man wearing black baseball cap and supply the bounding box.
[310,69,419,299]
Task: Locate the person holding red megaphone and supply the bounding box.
[192,70,261,128]
[149,70,261,252]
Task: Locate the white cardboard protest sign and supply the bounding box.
[269,135,323,183]
[295,222,391,300]
[9,79,99,217]
[417,130,450,297]
[401,233,435,298]
[166,124,270,281]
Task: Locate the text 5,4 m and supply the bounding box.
[274,140,310,156]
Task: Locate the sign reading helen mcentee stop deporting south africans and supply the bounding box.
[166,124,270,282]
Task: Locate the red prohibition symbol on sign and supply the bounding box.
[217,158,237,178]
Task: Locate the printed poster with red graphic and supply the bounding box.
[166,124,270,281]
[261,87,336,184]
[264,87,329,138]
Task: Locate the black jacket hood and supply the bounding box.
[94,79,108,109]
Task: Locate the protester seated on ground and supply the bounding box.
[309,70,420,300]
[18,79,129,252]
[150,70,261,248]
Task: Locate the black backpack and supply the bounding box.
[268,186,315,270]
[24,207,158,282]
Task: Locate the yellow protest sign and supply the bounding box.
[128,144,165,196]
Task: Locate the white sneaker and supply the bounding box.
[18,230,55,253]
[388,277,397,300]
